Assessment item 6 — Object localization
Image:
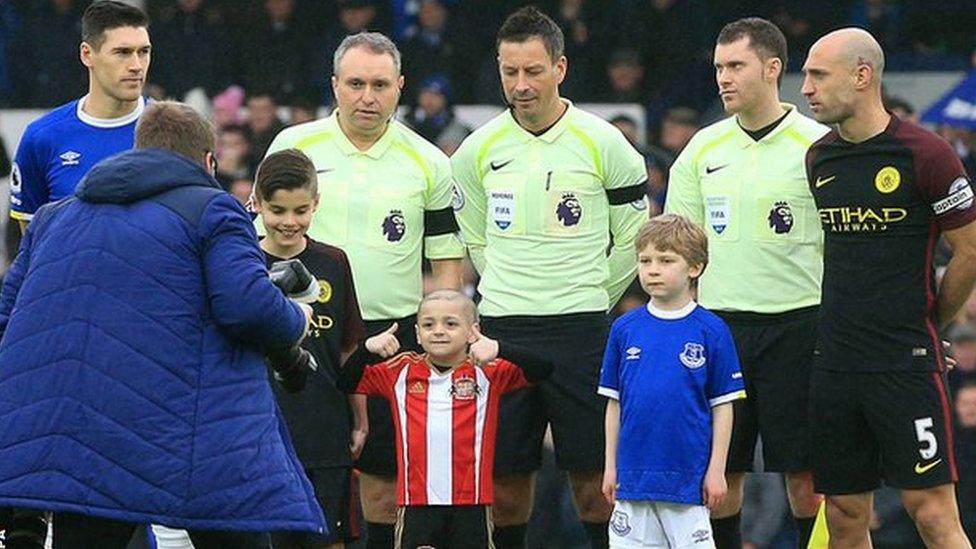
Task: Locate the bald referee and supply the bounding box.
[452,7,648,548]
[665,18,828,549]
[264,32,464,548]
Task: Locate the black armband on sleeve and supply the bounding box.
[337,344,385,393]
[424,206,460,236]
[606,181,648,206]
[497,341,554,383]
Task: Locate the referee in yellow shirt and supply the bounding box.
[665,18,828,549]
[265,33,464,549]
[453,8,649,548]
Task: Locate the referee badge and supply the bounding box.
[556,192,582,226]
[680,342,706,369]
[705,195,731,235]
[381,210,406,242]
[875,166,901,194]
[767,201,794,234]
[490,190,515,230]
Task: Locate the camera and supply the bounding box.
[267,259,320,392]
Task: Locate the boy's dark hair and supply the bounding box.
[716,17,788,86]
[884,95,915,115]
[220,123,253,142]
[136,102,214,167]
[496,6,564,62]
[254,149,318,201]
[82,1,149,50]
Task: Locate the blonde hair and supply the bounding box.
[419,290,479,324]
[635,214,708,271]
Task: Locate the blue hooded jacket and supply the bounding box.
[0,148,325,532]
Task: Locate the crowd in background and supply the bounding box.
[2,1,976,547]
[2,0,976,111]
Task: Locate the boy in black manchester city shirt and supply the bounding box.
[254,149,367,549]
[803,28,976,548]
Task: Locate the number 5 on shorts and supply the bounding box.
[914,417,937,460]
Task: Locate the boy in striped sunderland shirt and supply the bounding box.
[340,290,553,548]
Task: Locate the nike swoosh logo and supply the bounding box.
[705,164,728,174]
[815,175,836,188]
[490,159,513,171]
[915,459,942,474]
[316,168,334,174]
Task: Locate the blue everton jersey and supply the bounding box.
[599,301,746,504]
[11,96,145,221]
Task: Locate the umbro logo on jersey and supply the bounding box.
[705,164,728,174]
[60,151,81,166]
[815,175,837,188]
[625,347,641,360]
[490,159,513,171]
[914,458,942,474]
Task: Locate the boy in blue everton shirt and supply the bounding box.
[599,214,746,548]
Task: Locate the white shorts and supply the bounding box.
[608,499,714,548]
[151,525,194,548]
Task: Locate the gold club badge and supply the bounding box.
[317,280,333,303]
[875,166,900,194]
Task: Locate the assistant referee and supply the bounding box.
[264,32,464,549]
[665,18,828,549]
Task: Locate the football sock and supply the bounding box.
[711,512,742,549]
[492,523,527,549]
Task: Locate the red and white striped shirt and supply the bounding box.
[354,352,529,506]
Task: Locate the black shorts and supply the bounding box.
[481,312,608,474]
[395,505,492,549]
[718,306,817,473]
[356,316,421,476]
[810,368,958,494]
[271,467,360,546]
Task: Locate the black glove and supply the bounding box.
[269,259,319,304]
[268,346,318,393]
[3,508,47,549]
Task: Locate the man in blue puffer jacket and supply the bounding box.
[0,101,325,548]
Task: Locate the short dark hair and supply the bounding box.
[135,101,214,167]
[254,149,318,201]
[717,17,788,86]
[82,1,149,50]
[220,123,253,141]
[884,95,915,115]
[496,6,564,62]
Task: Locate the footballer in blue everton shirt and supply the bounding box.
[10,1,150,232]
[599,214,745,547]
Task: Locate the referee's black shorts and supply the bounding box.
[718,306,817,473]
[355,315,420,476]
[480,312,608,474]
